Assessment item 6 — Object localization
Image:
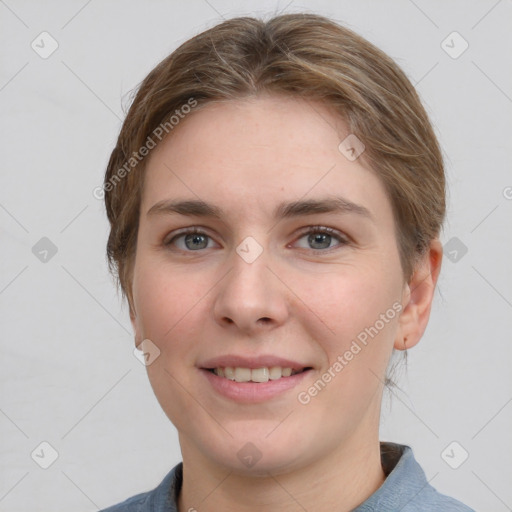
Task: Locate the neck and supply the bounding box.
[177,433,385,512]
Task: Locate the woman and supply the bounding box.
[100,13,474,511]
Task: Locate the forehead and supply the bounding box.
[141,95,392,223]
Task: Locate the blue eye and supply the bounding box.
[164,226,348,252]
[294,226,348,251]
[166,228,215,251]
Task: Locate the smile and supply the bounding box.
[201,367,313,403]
[208,366,310,382]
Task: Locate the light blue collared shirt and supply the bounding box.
[100,442,474,511]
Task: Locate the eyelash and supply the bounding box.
[164,225,349,253]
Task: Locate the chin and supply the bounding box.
[194,428,313,476]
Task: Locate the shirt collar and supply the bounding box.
[149,442,428,511]
[353,442,430,510]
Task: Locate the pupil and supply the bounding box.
[310,233,330,249]
[186,234,207,250]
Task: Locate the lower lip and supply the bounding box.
[200,369,312,403]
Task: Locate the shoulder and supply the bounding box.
[401,484,475,511]
[100,491,151,512]
[99,463,182,512]
[356,443,475,511]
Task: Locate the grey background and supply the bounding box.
[1,1,511,511]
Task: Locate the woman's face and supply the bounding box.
[130,95,411,474]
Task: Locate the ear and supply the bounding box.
[394,239,443,351]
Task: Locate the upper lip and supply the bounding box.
[199,355,312,371]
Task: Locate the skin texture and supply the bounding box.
[129,94,443,512]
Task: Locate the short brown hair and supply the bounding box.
[103,13,445,315]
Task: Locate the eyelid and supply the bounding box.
[164,226,219,247]
[164,224,350,252]
[294,225,349,242]
[291,225,350,251]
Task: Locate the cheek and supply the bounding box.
[300,262,402,371]
[132,258,205,345]
[132,262,209,425]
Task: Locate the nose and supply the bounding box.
[212,243,289,335]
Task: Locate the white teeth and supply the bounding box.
[251,368,269,383]
[269,366,282,380]
[234,367,251,382]
[212,366,301,382]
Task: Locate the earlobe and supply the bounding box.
[394,239,443,351]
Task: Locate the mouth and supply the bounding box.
[198,355,314,402]
[204,366,313,383]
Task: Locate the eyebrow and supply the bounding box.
[146,196,373,222]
